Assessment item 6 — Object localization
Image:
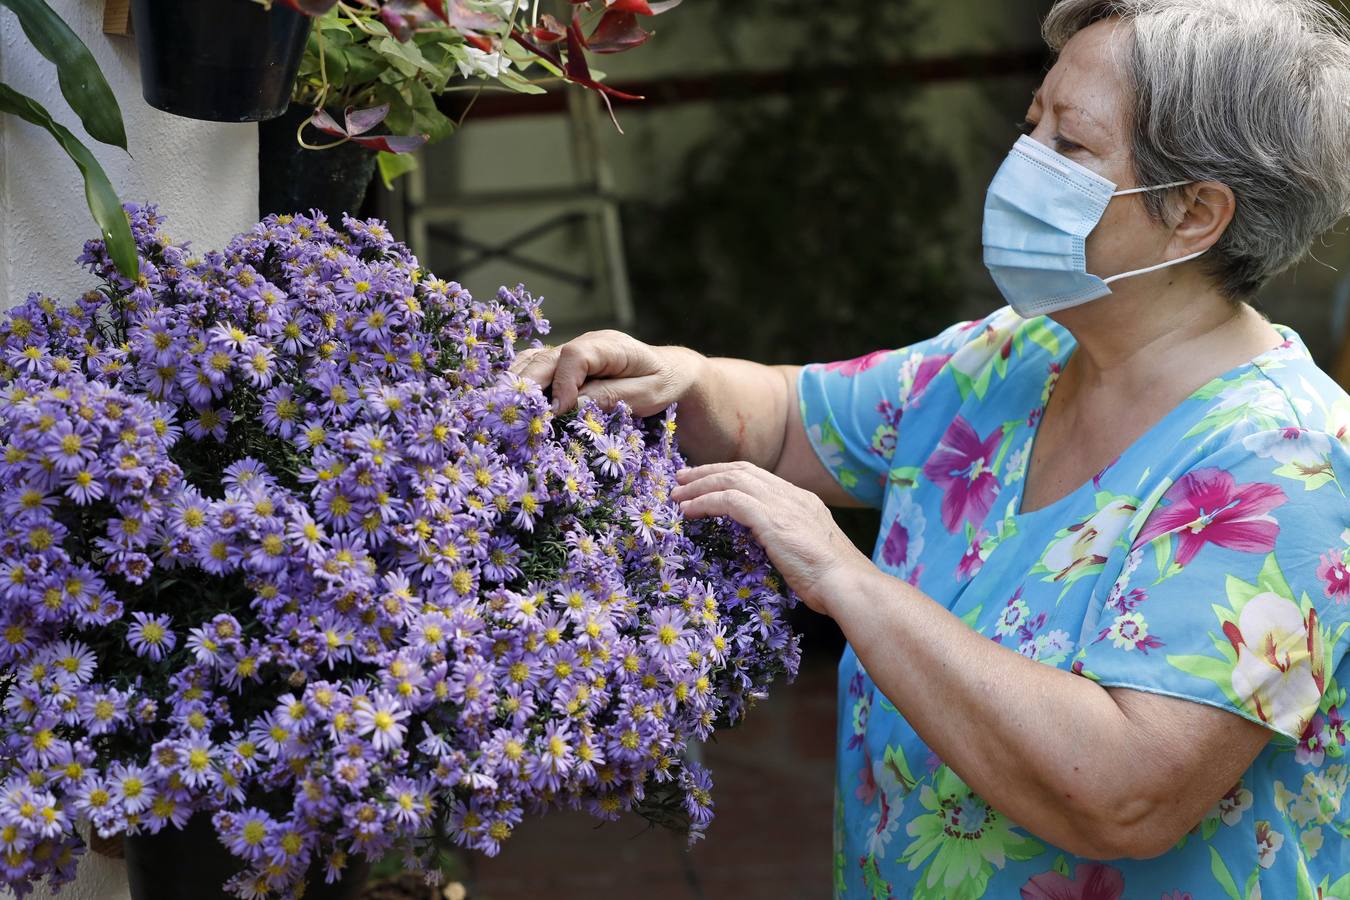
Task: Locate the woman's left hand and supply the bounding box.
[671,461,871,616]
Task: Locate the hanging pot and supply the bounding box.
[131,0,313,123]
[122,813,369,900]
[258,105,379,222]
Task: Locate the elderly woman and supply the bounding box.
[515,0,1350,895]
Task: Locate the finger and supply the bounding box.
[577,374,672,416]
[512,347,560,386]
[675,460,784,491]
[551,339,611,414]
[507,346,538,375]
[678,489,769,531]
[670,469,778,505]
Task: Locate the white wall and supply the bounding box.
[0,1,259,897]
[0,0,259,309]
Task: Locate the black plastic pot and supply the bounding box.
[258,105,379,222]
[132,0,313,123]
[123,814,369,900]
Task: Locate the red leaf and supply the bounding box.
[603,0,652,13]
[275,0,341,15]
[511,29,564,68]
[565,16,644,99]
[586,9,650,54]
[344,104,391,136]
[420,0,449,23]
[530,13,566,44]
[350,134,430,153]
[464,32,493,52]
[309,108,348,138]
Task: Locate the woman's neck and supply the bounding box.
[1047,272,1279,396]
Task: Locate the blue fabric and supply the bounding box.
[800,306,1350,900]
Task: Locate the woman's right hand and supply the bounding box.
[509,330,705,418]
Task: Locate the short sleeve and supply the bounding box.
[797,312,1009,508]
[1073,432,1350,741]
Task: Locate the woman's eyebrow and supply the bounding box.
[1030,89,1110,137]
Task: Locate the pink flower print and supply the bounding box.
[922,416,1003,533]
[903,353,951,406]
[855,754,878,805]
[1161,893,1192,900]
[825,349,891,377]
[1133,468,1287,568]
[1297,712,1331,766]
[1020,862,1125,900]
[956,529,990,581]
[1317,550,1350,603]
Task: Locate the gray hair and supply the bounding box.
[1043,0,1350,298]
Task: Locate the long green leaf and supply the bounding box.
[0,0,127,150]
[0,82,137,279]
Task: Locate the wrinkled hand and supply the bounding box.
[671,461,872,616]
[509,329,703,417]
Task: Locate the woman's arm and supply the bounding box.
[511,331,861,506]
[668,461,1273,860]
[831,561,1271,860]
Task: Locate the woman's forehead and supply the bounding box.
[1034,19,1133,139]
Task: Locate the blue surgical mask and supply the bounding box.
[982,135,1202,318]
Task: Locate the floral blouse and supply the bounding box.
[798,306,1350,900]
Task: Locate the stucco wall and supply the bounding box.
[0,0,259,309]
[0,0,259,897]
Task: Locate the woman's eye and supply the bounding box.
[1054,136,1083,153]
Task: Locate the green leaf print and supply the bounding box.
[1272,457,1339,493]
[1021,318,1061,356]
[861,852,893,900]
[883,744,918,794]
[889,466,922,489]
[897,766,1043,900]
[1209,845,1242,900]
[1183,371,1286,440]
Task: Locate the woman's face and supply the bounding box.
[1023,18,1175,281]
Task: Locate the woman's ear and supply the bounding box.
[1169,181,1236,257]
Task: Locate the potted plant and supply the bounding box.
[0,204,799,898]
[130,0,313,122]
[259,0,683,218]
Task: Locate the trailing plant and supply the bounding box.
[0,0,135,277]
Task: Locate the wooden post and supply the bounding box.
[103,0,132,36]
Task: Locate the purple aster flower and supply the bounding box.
[127,612,176,661]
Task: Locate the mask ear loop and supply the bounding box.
[1102,248,1209,284]
[1101,179,1202,284]
[1111,179,1191,197]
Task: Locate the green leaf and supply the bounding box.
[494,67,548,95]
[376,36,439,77]
[1209,846,1242,900]
[0,0,127,149]
[0,82,136,279]
[375,150,417,189]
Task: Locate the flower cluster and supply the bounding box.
[0,204,798,897]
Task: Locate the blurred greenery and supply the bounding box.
[622,0,967,652]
